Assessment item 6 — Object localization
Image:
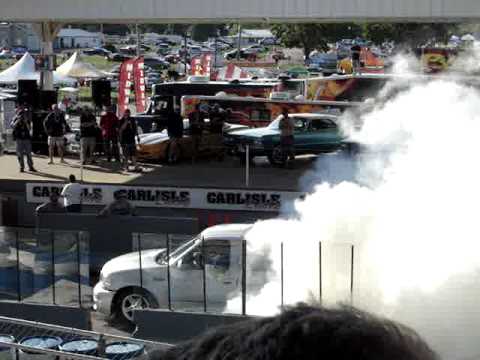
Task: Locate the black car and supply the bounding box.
[106,53,133,62]
[143,57,170,70]
[84,47,112,56]
[224,49,251,60]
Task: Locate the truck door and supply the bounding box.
[169,242,204,306]
[204,239,241,306]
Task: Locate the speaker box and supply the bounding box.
[18,80,38,108]
[91,80,111,108]
[39,90,58,111]
[31,112,48,154]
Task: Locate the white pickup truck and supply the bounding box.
[93,224,267,323]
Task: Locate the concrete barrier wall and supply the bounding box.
[133,309,255,343]
[0,300,91,330]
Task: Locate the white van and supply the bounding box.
[93,224,265,323]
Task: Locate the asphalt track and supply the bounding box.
[0,152,317,190]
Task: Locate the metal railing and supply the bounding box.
[0,316,170,360]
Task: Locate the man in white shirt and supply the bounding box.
[61,174,83,212]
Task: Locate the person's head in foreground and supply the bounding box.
[156,304,438,360]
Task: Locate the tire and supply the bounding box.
[113,288,157,324]
[267,146,287,166]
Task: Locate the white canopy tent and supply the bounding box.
[0,53,75,85]
[461,34,475,41]
[56,52,107,79]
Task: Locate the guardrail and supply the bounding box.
[0,315,171,360]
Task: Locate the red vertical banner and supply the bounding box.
[191,56,203,76]
[117,58,135,117]
[133,57,146,113]
[202,54,212,79]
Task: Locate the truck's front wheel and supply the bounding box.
[114,288,157,324]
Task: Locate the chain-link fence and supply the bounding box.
[0,226,357,319]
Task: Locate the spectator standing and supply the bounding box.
[351,44,362,74]
[100,106,120,162]
[44,104,67,164]
[279,109,295,167]
[35,193,66,214]
[188,104,205,163]
[119,109,140,171]
[166,108,184,164]
[80,106,98,165]
[12,108,36,173]
[61,174,82,213]
[98,190,136,216]
[208,104,226,161]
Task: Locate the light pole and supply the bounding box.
[135,23,141,57]
[213,29,219,72]
[183,31,190,75]
[236,24,242,61]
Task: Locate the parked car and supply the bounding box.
[224,49,254,60]
[242,44,265,54]
[106,53,133,62]
[207,41,230,50]
[83,47,112,56]
[143,56,170,70]
[93,223,270,322]
[307,53,339,75]
[188,45,203,58]
[119,46,138,55]
[259,37,280,46]
[157,42,170,49]
[136,119,247,163]
[0,49,12,59]
[224,113,355,165]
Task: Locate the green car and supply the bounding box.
[224,113,354,166]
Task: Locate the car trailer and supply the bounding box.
[0,316,171,360]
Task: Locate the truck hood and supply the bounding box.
[101,248,166,278]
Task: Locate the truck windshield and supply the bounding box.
[156,236,200,264]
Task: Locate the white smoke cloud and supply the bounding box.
[226,77,480,359]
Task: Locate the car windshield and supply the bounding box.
[156,236,201,264]
[268,116,308,131]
